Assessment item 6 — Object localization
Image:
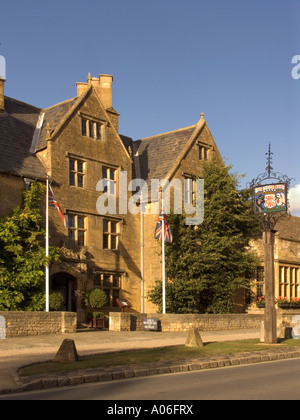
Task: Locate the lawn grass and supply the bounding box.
[19,337,300,377]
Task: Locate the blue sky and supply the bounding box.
[1,0,300,215]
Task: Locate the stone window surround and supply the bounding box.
[103,218,119,250]
[182,172,199,206]
[67,152,120,192]
[69,157,85,188]
[279,264,300,298]
[68,212,87,247]
[90,271,123,308]
[196,140,213,161]
[79,112,108,141]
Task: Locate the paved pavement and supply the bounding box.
[2,327,299,396]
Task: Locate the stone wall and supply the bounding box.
[278,309,300,329]
[0,173,24,217]
[109,312,264,332]
[0,312,77,337]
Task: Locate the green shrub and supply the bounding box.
[49,291,65,311]
[88,311,104,319]
[84,288,108,309]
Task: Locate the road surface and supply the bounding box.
[1,357,300,401]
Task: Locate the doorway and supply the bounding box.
[51,273,77,312]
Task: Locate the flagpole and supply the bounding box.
[45,177,50,312]
[162,199,166,314]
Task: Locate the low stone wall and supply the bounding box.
[278,310,300,329]
[0,311,77,338]
[109,312,264,332]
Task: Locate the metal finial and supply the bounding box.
[265,142,273,177]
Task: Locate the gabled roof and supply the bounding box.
[130,114,219,184]
[34,87,131,160]
[133,125,197,182]
[0,97,46,179]
[35,96,80,152]
[0,86,220,188]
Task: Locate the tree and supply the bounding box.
[0,181,60,310]
[148,161,260,314]
[148,213,205,313]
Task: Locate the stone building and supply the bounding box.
[0,73,299,323]
[250,215,300,310]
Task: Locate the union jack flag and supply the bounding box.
[155,208,173,243]
[48,185,69,228]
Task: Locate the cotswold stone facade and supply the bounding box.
[0,73,299,323]
[250,215,300,310]
[0,73,223,323]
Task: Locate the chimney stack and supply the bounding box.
[0,77,5,111]
[98,74,113,109]
[76,73,118,130]
[76,74,113,109]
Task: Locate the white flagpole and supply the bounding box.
[45,177,50,312]
[162,199,166,314]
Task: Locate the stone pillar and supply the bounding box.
[263,229,277,344]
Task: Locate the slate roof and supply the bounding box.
[0,97,46,179]
[0,89,207,187]
[35,97,80,152]
[276,214,300,241]
[132,125,198,182]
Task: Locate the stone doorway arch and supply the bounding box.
[51,273,77,312]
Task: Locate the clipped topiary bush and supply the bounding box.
[49,291,65,311]
[84,288,108,309]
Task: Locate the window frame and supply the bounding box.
[184,177,196,206]
[68,213,87,246]
[91,272,122,307]
[102,166,117,195]
[69,158,85,188]
[103,219,119,250]
[279,265,300,299]
[198,145,209,161]
[256,266,265,298]
[81,117,102,140]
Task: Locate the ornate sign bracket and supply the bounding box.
[249,142,293,230]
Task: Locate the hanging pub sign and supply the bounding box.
[254,183,287,214]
